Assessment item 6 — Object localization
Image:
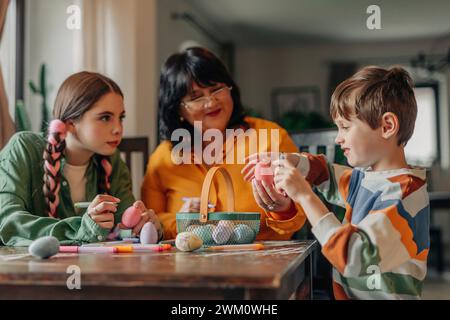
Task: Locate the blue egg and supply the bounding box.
[232,224,255,244]
[29,236,60,259]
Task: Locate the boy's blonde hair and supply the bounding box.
[330,66,417,146]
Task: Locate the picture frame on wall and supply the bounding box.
[271,86,322,122]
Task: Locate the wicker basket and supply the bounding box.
[176,167,260,246]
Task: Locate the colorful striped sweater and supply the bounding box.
[297,153,430,300]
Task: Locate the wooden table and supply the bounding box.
[0,240,317,300]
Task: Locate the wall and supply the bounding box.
[156,0,220,73]
[24,0,82,132]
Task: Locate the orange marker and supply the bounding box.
[114,246,134,253]
[113,244,172,252]
[205,243,264,251]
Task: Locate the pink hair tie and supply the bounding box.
[45,161,61,177]
[48,120,67,141]
[101,158,113,176]
[101,158,113,190]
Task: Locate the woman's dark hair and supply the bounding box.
[158,47,247,144]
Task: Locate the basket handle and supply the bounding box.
[199,167,235,223]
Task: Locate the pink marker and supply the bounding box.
[120,245,166,252]
[60,246,118,254]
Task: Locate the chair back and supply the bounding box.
[290,128,339,162]
[118,137,149,176]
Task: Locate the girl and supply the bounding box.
[0,71,161,246]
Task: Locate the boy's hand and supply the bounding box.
[273,159,314,203]
[87,194,119,230]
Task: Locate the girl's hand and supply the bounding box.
[87,194,120,230]
[273,159,313,203]
[251,179,292,212]
[242,152,301,182]
[119,201,163,239]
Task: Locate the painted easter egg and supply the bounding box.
[186,224,200,232]
[255,162,274,185]
[122,206,142,228]
[175,232,203,252]
[191,225,214,244]
[212,220,234,244]
[232,224,255,244]
[140,222,158,244]
[29,236,60,259]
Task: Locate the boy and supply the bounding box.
[273,66,429,299]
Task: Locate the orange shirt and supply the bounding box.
[141,117,306,240]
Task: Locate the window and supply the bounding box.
[405,84,440,167]
[0,0,16,117]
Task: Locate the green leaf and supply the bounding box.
[15,100,32,132]
[29,80,39,94]
[40,64,47,92]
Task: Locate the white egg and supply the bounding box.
[175,232,203,252]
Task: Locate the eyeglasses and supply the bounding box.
[181,86,232,112]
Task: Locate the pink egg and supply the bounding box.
[255,162,274,184]
[121,206,142,228]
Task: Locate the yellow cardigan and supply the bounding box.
[141,117,306,240]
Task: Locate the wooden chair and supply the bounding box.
[118,137,149,176]
[429,191,450,273]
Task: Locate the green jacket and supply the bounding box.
[0,132,135,246]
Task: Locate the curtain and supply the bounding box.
[0,0,15,150]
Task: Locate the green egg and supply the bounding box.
[232,224,255,244]
[191,225,214,244]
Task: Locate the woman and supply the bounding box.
[141,47,306,240]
